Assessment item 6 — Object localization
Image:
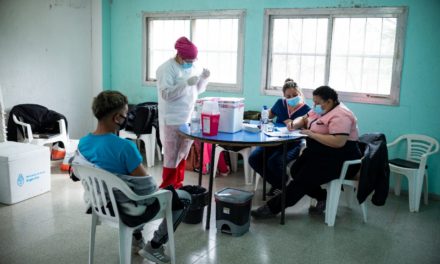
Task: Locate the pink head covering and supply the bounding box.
[175,36,198,60]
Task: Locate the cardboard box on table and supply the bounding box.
[0,142,51,205]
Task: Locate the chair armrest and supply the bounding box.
[429,141,440,154]
[419,148,438,167]
[102,173,171,203]
[338,158,362,180]
[73,164,172,206]
[387,136,404,148]
[12,114,33,142]
[120,188,171,203]
[57,119,67,136]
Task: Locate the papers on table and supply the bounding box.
[263,127,306,138]
[242,123,260,133]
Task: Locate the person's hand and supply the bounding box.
[286,121,295,131]
[300,129,313,137]
[187,76,199,86]
[201,68,210,79]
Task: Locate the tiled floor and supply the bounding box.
[0,160,439,264]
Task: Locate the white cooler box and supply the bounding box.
[0,142,51,205]
[197,97,244,133]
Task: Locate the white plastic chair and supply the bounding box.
[12,114,69,149]
[212,146,254,185]
[119,128,161,168]
[72,164,175,264]
[387,134,439,212]
[323,158,367,227]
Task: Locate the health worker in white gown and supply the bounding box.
[156,36,210,189]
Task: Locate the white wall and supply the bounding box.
[0,0,100,139]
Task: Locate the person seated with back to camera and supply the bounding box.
[248,78,311,196]
[75,90,190,264]
[251,85,362,218]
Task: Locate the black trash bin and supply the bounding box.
[181,185,209,224]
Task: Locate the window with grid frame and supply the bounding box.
[143,10,245,92]
[261,7,407,105]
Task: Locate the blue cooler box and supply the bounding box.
[215,188,254,237]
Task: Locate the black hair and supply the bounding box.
[92,90,128,120]
[282,78,299,94]
[312,86,339,104]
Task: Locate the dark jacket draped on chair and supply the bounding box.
[7,104,68,142]
[357,133,390,205]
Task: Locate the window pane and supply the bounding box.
[381,18,397,56]
[194,18,239,84]
[147,16,241,86]
[329,56,347,91]
[316,19,328,54]
[272,19,288,53]
[148,20,190,80]
[364,18,382,55]
[301,19,318,54]
[270,18,328,88]
[287,19,302,53]
[330,16,397,95]
[378,58,393,94]
[332,18,350,56]
[314,56,326,87]
[345,57,362,92]
[286,55,301,85]
[271,54,288,87]
[348,18,366,55]
[361,58,379,94]
[264,8,405,105]
[300,55,318,88]
[292,55,326,89]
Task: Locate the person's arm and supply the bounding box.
[123,140,147,176]
[283,118,292,126]
[300,131,348,148]
[196,68,210,94]
[157,65,192,101]
[159,76,188,101]
[269,98,283,120]
[268,109,276,119]
[130,164,149,177]
[287,115,307,131]
[301,113,353,148]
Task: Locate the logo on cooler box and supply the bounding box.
[16,171,45,187]
[17,174,24,187]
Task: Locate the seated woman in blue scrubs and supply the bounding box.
[248,78,311,195]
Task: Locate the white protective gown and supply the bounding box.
[156,58,208,168]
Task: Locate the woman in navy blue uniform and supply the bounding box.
[248,78,311,195]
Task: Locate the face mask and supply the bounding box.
[313,105,324,115]
[182,62,193,69]
[117,115,127,130]
[286,96,301,107]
